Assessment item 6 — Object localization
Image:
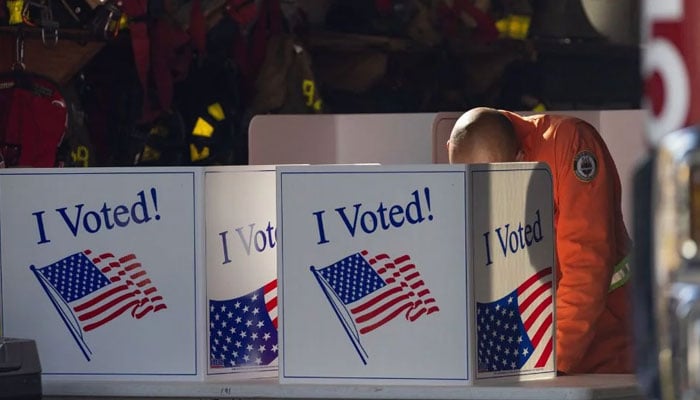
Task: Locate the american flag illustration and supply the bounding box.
[209,279,278,369]
[476,267,553,373]
[311,250,439,364]
[32,249,167,361]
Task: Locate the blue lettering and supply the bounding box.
[113,205,130,227]
[219,230,232,264]
[83,211,102,233]
[488,209,545,262]
[360,210,378,233]
[495,224,510,256]
[33,211,50,244]
[254,230,267,252]
[131,190,152,223]
[51,189,160,238]
[313,210,330,244]
[56,204,84,237]
[235,223,255,256]
[389,204,404,227]
[483,231,492,266]
[335,204,362,237]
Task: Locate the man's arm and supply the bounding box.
[553,120,621,373]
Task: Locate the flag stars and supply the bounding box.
[245,320,253,327]
[243,305,249,313]
[227,312,233,319]
[226,336,232,343]
[252,308,259,315]
[263,332,271,341]
[257,321,265,328]
[272,344,278,353]
[246,344,253,352]
[235,341,242,348]
[220,304,227,312]
[258,345,266,353]
[234,301,241,309]
[508,297,513,304]
[251,333,258,340]
[251,294,258,301]
[217,330,223,337]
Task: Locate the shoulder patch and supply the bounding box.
[573,151,597,182]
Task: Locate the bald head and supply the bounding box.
[447,108,520,164]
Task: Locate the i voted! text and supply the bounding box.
[33,188,161,245]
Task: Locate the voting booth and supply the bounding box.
[204,167,278,379]
[276,163,556,385]
[0,166,279,382]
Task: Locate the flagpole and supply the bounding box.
[310,266,368,364]
[31,265,93,361]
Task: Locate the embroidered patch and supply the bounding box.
[573,151,597,182]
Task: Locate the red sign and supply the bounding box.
[644,0,700,144]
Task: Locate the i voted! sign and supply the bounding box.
[277,163,556,385]
[277,164,469,385]
[0,168,201,378]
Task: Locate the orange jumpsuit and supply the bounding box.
[503,111,634,374]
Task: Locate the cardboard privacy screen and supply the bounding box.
[0,168,203,379]
[204,167,278,379]
[0,166,280,382]
[276,163,556,385]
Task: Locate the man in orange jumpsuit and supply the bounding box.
[447,107,633,374]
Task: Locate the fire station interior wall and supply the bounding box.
[248,109,646,230]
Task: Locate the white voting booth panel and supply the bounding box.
[0,166,279,384]
[204,167,278,379]
[432,110,647,229]
[248,113,436,165]
[276,163,555,385]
